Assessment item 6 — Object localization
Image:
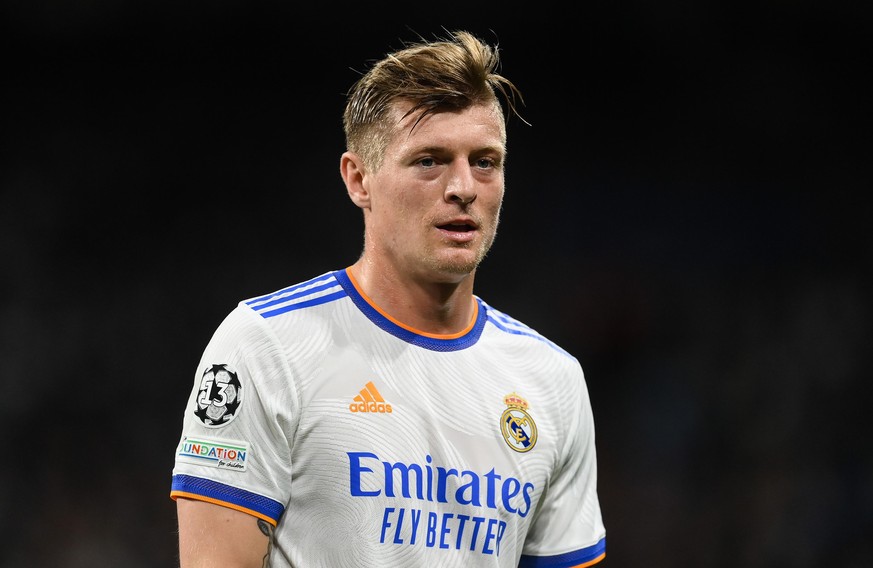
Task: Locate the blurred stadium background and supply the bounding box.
[2,3,870,566]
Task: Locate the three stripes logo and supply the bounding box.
[349,381,393,413]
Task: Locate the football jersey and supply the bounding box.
[171,268,606,567]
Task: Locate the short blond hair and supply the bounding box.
[343,30,525,171]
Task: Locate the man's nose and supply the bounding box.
[444,164,477,205]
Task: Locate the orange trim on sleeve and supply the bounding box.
[170,490,278,527]
[573,552,606,567]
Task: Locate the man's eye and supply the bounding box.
[418,157,436,167]
[476,158,495,169]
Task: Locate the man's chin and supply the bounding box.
[427,254,485,281]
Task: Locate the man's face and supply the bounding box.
[362,101,507,284]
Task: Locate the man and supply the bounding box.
[171,30,606,567]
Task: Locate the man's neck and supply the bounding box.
[347,260,477,335]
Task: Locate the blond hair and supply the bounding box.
[343,30,525,171]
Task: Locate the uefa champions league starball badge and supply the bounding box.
[194,363,243,427]
[500,392,537,452]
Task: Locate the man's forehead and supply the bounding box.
[389,101,506,144]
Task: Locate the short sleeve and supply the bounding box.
[520,367,606,567]
[170,304,298,526]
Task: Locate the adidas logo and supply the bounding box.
[349,381,393,413]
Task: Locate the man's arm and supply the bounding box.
[176,497,272,568]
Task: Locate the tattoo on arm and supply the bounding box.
[257,519,274,568]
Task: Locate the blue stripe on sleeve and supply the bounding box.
[244,273,337,307]
[257,290,346,318]
[171,473,284,522]
[518,537,606,567]
[482,302,573,358]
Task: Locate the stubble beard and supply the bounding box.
[425,224,499,279]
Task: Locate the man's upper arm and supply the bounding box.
[176,497,271,568]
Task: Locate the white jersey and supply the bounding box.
[171,268,606,567]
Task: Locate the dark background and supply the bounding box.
[2,2,871,567]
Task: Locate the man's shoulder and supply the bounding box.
[237,269,348,321]
[478,299,576,361]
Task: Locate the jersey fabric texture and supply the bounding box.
[171,268,606,567]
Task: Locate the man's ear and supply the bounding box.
[340,151,370,209]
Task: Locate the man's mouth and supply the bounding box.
[437,223,475,232]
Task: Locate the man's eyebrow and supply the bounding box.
[411,144,505,155]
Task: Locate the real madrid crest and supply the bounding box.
[500,392,537,452]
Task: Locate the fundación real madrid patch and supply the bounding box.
[177,436,249,471]
[194,363,243,427]
[500,392,537,452]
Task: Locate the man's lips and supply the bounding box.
[436,218,479,242]
[436,217,478,232]
[437,223,475,232]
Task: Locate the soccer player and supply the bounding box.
[171,30,606,567]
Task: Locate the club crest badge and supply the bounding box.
[500,392,537,452]
[194,363,243,427]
